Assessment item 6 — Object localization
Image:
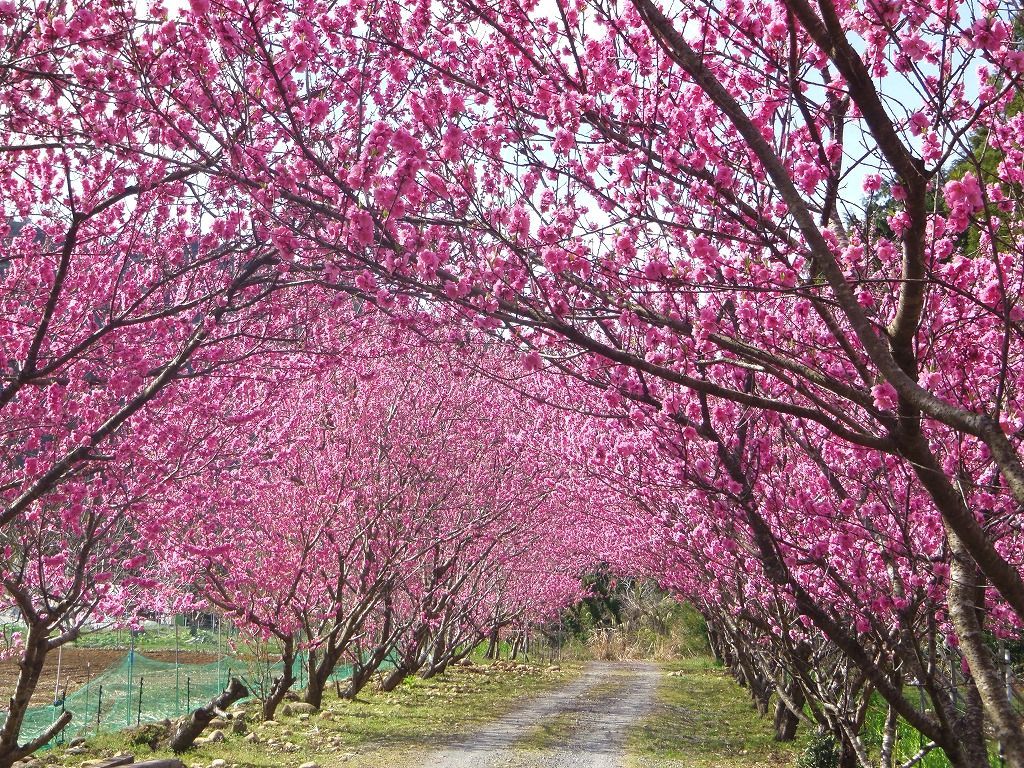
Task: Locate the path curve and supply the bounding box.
[420,661,660,768]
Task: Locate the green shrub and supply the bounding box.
[796,730,840,768]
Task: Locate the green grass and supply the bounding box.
[48,661,580,768]
[518,711,578,750]
[73,625,222,653]
[628,658,806,768]
[858,693,1004,768]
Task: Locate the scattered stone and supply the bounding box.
[298,762,320,768]
[205,729,225,743]
[65,746,88,755]
[209,760,227,768]
[230,717,246,735]
[208,718,227,729]
[243,732,258,743]
[81,755,135,768]
[261,719,280,727]
[281,702,317,716]
[298,713,310,722]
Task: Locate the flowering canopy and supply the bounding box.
[5,0,1024,764]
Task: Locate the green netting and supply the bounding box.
[4,651,358,747]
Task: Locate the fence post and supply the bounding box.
[96,685,103,736]
[175,616,181,716]
[126,631,135,727]
[137,675,144,726]
[217,614,222,690]
[84,662,91,739]
[186,676,191,713]
[59,685,67,744]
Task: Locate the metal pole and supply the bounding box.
[84,662,91,738]
[186,676,191,712]
[50,643,64,732]
[53,644,63,705]
[217,614,222,689]
[137,676,144,726]
[175,616,180,715]
[96,685,103,735]
[127,631,135,726]
[59,685,67,744]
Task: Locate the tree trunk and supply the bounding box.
[262,650,295,721]
[838,737,858,768]
[946,529,1022,768]
[304,645,344,709]
[304,670,327,709]
[707,625,725,664]
[773,680,804,742]
[341,664,375,700]
[484,628,499,660]
[0,624,73,768]
[168,677,248,753]
[380,667,408,692]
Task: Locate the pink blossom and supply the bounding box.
[871,382,899,411]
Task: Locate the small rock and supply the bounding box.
[231,717,246,735]
[298,713,310,722]
[209,760,227,768]
[282,702,317,716]
[298,762,321,768]
[81,756,134,768]
[65,746,88,755]
[208,718,227,729]
[206,729,225,743]
[243,732,258,743]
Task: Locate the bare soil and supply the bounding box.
[0,649,218,707]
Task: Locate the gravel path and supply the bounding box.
[420,661,660,768]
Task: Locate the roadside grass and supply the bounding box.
[46,661,580,768]
[628,657,806,768]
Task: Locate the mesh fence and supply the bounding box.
[5,650,358,747]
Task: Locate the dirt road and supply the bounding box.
[420,661,659,768]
